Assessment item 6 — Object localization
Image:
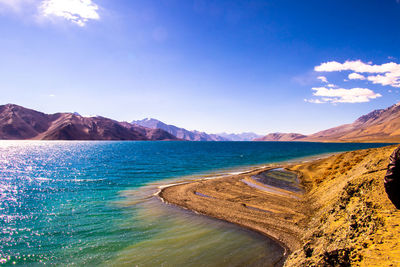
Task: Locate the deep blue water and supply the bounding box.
[0,141,392,266]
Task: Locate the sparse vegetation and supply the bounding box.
[286,145,400,266]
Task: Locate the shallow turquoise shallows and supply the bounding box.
[0,141,392,266]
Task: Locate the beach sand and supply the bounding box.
[159,145,400,266]
[160,167,309,264]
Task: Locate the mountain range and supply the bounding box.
[132,118,264,141]
[132,118,222,141]
[0,104,177,141]
[3,102,400,142]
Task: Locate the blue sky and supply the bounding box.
[1,0,400,134]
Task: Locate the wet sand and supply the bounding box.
[159,167,310,264]
[159,145,400,266]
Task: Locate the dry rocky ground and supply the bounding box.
[286,145,400,266]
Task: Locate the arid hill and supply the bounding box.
[256,102,400,143]
[303,103,400,142]
[254,133,307,141]
[0,104,178,141]
[285,145,400,266]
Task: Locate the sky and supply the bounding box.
[1,0,400,135]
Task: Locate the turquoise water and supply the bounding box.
[0,141,392,266]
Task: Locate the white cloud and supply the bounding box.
[40,0,100,26]
[327,84,336,88]
[315,60,400,87]
[348,72,366,80]
[310,87,382,103]
[315,60,398,73]
[317,76,328,83]
[0,0,100,26]
[367,73,400,87]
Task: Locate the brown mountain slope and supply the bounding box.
[0,104,55,139]
[255,103,400,143]
[0,104,178,141]
[254,133,307,141]
[304,103,400,142]
[34,114,150,140]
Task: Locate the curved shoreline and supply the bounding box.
[158,166,308,266]
[157,145,400,266]
[158,190,291,267]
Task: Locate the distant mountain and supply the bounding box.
[132,118,229,141]
[254,102,400,143]
[0,104,178,141]
[303,103,400,142]
[254,133,307,141]
[217,132,262,141]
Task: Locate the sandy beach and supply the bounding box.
[159,145,400,266]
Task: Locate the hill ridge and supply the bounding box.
[256,102,400,143]
[0,104,178,141]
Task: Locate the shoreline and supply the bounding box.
[154,152,345,258]
[158,166,309,266]
[158,144,400,266]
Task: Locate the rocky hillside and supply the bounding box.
[285,145,400,266]
[304,103,400,142]
[132,118,228,141]
[0,104,178,141]
[254,132,307,141]
[256,102,400,143]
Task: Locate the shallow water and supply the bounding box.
[0,141,391,266]
[253,169,303,193]
[113,189,284,267]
